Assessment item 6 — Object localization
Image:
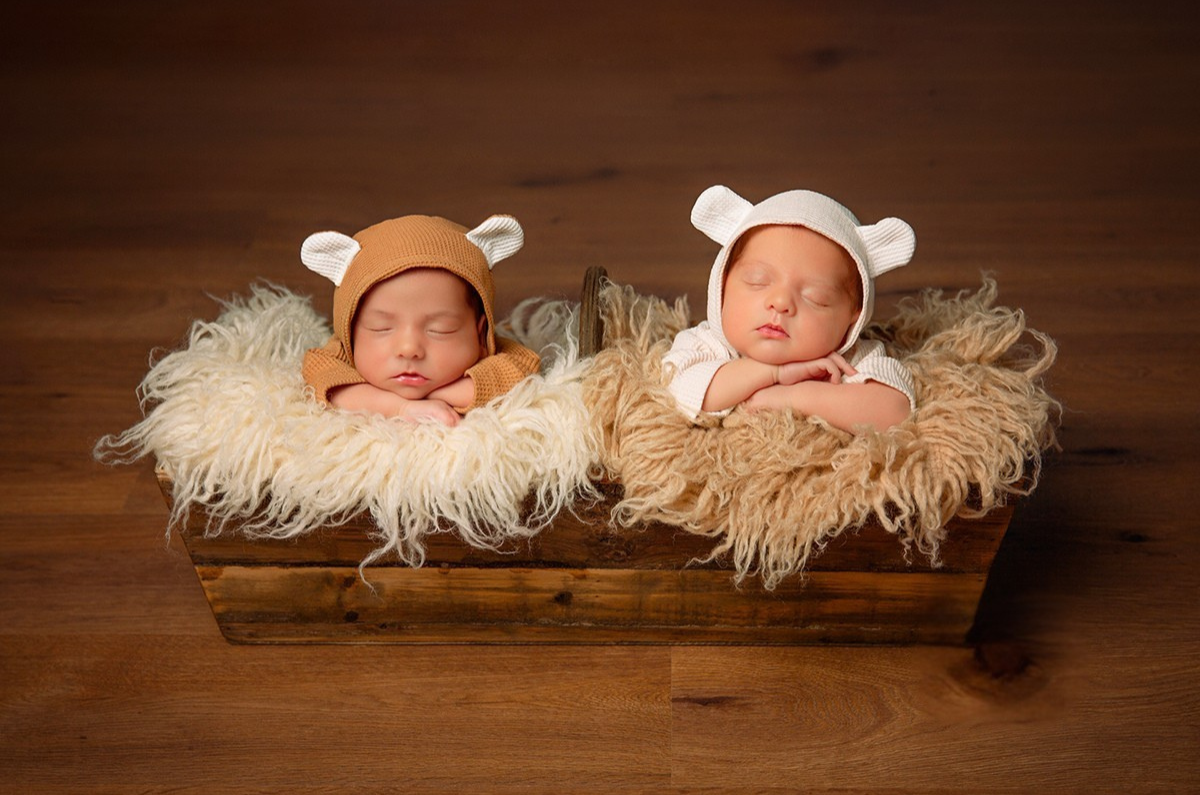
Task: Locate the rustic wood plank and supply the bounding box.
[160,459,1011,645]
[193,564,987,645]
[174,510,1013,573]
[161,469,1015,574]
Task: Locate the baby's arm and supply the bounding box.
[702,354,857,413]
[744,380,911,432]
[426,376,474,410]
[701,358,779,412]
[460,338,541,409]
[329,384,461,426]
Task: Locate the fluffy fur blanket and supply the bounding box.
[97,278,1057,589]
[94,284,600,568]
[584,277,1059,589]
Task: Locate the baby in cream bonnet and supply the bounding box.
[663,185,917,432]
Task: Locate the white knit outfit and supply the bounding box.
[663,185,918,421]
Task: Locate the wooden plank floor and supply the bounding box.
[2,1,1197,791]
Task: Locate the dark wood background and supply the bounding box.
[2,1,1197,792]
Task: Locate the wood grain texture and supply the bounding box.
[578,265,609,358]
[193,565,988,645]
[162,470,1015,574]
[161,468,1010,644]
[2,0,1198,792]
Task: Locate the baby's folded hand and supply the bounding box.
[743,385,792,412]
[776,352,857,385]
[397,399,460,427]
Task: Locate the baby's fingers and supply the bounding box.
[400,401,460,427]
[829,351,858,376]
[433,404,461,427]
[826,361,844,384]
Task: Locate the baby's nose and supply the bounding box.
[396,333,423,358]
[767,291,794,314]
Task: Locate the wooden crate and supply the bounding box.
[153,268,1015,644]
[157,470,1013,645]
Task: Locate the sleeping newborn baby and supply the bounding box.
[663,185,917,432]
[300,214,541,426]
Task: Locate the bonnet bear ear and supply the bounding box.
[301,231,361,286]
[466,215,524,269]
[691,185,754,245]
[857,217,916,277]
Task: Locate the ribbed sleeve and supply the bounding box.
[844,340,917,410]
[661,322,737,421]
[302,337,366,404]
[465,335,542,409]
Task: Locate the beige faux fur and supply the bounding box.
[95,284,600,569]
[584,277,1059,589]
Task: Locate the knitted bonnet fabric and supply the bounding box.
[300,214,540,406]
[692,185,917,354]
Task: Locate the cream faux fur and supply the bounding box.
[584,277,1059,589]
[95,284,600,569]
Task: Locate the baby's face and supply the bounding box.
[721,225,860,365]
[351,268,485,400]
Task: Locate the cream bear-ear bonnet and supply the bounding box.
[691,185,916,354]
[300,214,524,356]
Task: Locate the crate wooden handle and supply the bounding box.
[578,266,608,358]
